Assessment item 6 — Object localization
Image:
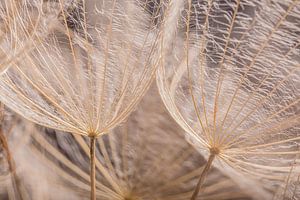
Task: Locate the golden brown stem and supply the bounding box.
[0,128,23,200]
[191,153,215,200]
[90,136,96,200]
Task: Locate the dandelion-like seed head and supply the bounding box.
[157,0,300,198]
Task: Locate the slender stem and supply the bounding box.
[191,153,215,200]
[0,128,23,200]
[90,136,96,200]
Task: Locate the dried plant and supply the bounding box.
[156,0,300,199]
[0,0,299,199]
[27,85,251,200]
[0,0,161,136]
[0,0,162,199]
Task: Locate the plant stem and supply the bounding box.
[191,153,215,200]
[0,128,23,200]
[90,136,96,200]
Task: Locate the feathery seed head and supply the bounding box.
[0,0,163,138]
[157,0,300,198]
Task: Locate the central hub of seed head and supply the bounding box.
[209,147,220,155]
[87,130,97,138]
[124,196,138,200]
[123,191,140,200]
